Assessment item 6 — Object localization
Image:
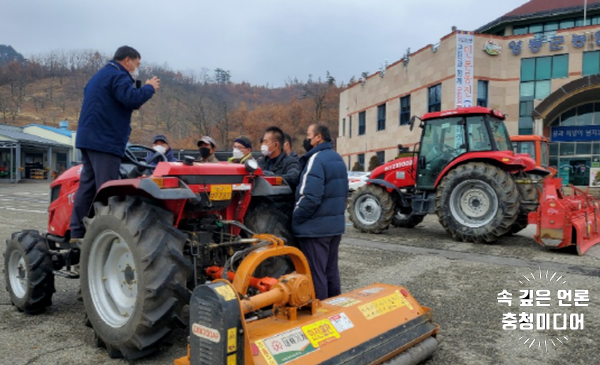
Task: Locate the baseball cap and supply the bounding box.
[153,134,168,144]
[234,135,252,149]
[197,136,216,148]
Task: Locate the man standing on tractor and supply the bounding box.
[293,124,348,300]
[196,135,219,163]
[258,126,301,189]
[228,135,254,164]
[69,45,160,243]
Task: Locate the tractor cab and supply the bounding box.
[413,107,520,190]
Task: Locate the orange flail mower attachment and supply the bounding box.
[529,177,600,255]
[175,243,438,365]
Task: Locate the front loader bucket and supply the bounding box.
[176,282,438,365]
[529,178,600,255]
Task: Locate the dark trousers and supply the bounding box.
[298,235,342,300]
[69,149,121,238]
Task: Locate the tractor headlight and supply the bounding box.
[245,159,258,173]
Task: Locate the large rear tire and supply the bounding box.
[244,201,295,278]
[4,230,55,314]
[435,163,520,243]
[348,184,395,233]
[80,196,192,360]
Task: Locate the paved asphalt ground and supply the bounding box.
[0,182,599,365]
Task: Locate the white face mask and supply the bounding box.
[129,60,139,79]
[232,148,244,159]
[153,145,167,155]
[261,144,272,157]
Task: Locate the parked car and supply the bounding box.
[348,171,371,192]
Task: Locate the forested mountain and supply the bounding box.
[0,45,343,150]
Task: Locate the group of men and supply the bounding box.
[70,45,348,300]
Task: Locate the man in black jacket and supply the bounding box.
[258,126,300,189]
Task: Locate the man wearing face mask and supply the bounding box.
[195,136,219,163]
[257,126,301,189]
[228,135,254,164]
[146,134,178,165]
[292,124,348,300]
[69,45,160,244]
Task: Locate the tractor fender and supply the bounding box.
[433,153,531,188]
[366,179,409,207]
[94,178,197,205]
[251,176,294,196]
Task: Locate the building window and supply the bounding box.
[358,111,366,135]
[400,95,411,125]
[549,102,600,127]
[520,55,568,100]
[377,104,386,131]
[349,115,352,138]
[477,80,488,107]
[513,18,593,36]
[376,151,385,164]
[342,118,346,136]
[428,84,442,112]
[583,51,600,76]
[358,154,365,169]
[518,100,534,135]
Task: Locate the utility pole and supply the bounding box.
[584,0,588,26]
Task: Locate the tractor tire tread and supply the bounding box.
[4,230,54,314]
[435,162,520,243]
[348,184,395,234]
[81,196,191,360]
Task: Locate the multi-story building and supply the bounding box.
[338,0,600,185]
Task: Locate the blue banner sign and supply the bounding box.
[551,125,600,142]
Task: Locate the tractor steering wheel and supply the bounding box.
[443,143,461,155]
[124,144,169,170]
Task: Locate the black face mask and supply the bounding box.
[199,147,211,158]
[303,138,313,152]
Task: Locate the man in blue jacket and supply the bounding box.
[293,124,348,300]
[70,46,160,242]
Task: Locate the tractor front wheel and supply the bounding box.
[80,196,192,360]
[4,230,55,314]
[435,163,520,243]
[348,184,394,233]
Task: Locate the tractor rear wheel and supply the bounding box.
[348,184,395,233]
[244,201,295,278]
[435,162,520,243]
[80,196,192,360]
[4,230,55,314]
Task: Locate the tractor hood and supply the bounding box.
[153,161,261,186]
[372,156,416,178]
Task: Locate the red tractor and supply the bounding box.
[348,107,550,242]
[4,146,296,359]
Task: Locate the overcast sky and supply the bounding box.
[1,0,527,86]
